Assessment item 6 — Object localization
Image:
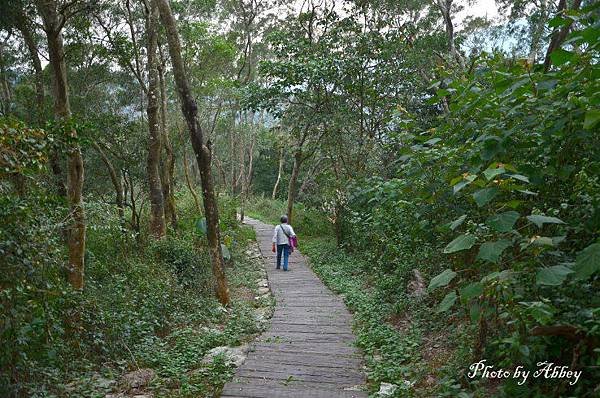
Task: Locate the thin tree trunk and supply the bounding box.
[158,59,177,229]
[272,147,284,200]
[240,132,256,223]
[543,0,581,72]
[145,0,166,239]
[0,40,12,116]
[213,155,228,190]
[436,0,465,69]
[230,126,238,195]
[156,0,229,305]
[36,0,85,290]
[286,151,302,224]
[183,149,202,213]
[92,142,124,221]
[124,171,139,232]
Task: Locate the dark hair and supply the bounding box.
[280,215,288,223]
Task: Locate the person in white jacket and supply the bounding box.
[271,215,296,271]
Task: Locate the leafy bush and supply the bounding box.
[245,196,331,237]
[336,6,600,396]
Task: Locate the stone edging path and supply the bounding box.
[221,217,368,398]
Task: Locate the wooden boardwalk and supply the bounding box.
[221,218,368,398]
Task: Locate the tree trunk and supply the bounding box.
[436,0,465,69]
[145,0,166,239]
[183,149,202,213]
[158,60,177,229]
[16,15,44,123]
[543,0,582,72]
[239,133,256,223]
[0,40,12,116]
[213,155,228,190]
[156,0,229,305]
[92,142,124,221]
[36,0,85,290]
[272,146,284,200]
[286,151,302,224]
[230,128,238,195]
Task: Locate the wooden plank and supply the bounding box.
[241,356,363,369]
[222,384,368,398]
[236,369,364,384]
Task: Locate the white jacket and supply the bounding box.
[272,224,296,245]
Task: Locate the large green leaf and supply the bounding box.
[460,282,483,302]
[483,167,505,181]
[444,234,477,254]
[536,265,573,286]
[476,240,512,263]
[453,174,476,194]
[519,301,555,324]
[436,291,457,313]
[486,211,519,232]
[574,243,600,279]
[450,215,467,231]
[507,174,530,183]
[530,236,555,247]
[550,48,574,66]
[473,188,498,207]
[428,269,457,291]
[583,109,600,130]
[526,215,565,228]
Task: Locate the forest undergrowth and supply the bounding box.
[1,193,270,397]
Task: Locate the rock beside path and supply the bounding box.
[201,344,249,367]
[120,368,155,392]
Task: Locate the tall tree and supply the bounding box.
[434,0,465,69]
[145,0,167,238]
[156,0,229,305]
[158,53,177,229]
[35,0,85,289]
[272,145,283,199]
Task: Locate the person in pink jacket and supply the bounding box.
[271,215,296,271]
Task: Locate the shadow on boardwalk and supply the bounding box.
[221,217,368,398]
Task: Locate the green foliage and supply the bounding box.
[245,196,331,237]
[326,5,600,396]
[0,118,52,175]
[428,269,457,291]
[0,190,267,397]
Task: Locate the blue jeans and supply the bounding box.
[276,244,290,271]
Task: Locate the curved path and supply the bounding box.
[221,217,368,398]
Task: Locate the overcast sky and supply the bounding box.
[456,0,500,23]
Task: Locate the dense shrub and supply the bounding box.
[339,8,600,396]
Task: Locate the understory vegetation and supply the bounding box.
[2,191,268,397]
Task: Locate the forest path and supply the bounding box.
[221,217,368,398]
